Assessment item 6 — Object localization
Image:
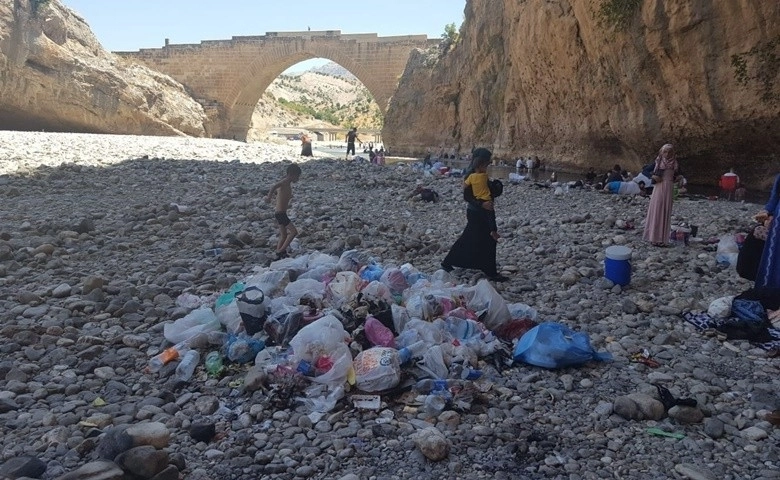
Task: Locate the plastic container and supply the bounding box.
[604,245,632,286]
[175,350,200,381]
[205,351,224,377]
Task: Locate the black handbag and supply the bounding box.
[736,232,765,281]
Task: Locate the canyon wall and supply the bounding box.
[384,0,780,189]
[0,0,207,137]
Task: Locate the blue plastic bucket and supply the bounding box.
[605,246,632,286]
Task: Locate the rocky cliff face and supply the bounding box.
[0,0,207,137]
[385,0,780,189]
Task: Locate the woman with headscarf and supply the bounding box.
[754,173,780,290]
[643,144,679,247]
[441,148,509,282]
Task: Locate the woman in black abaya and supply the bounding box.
[441,148,509,282]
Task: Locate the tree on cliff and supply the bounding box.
[440,22,461,54]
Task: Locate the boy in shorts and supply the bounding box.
[265,164,302,259]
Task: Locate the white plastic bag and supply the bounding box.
[328,271,362,306]
[307,252,339,268]
[269,254,309,279]
[246,270,290,297]
[507,303,539,321]
[708,296,734,318]
[336,250,371,272]
[361,281,394,304]
[391,304,410,334]
[164,306,221,344]
[467,280,511,330]
[215,299,243,335]
[715,235,739,267]
[290,315,352,388]
[353,347,401,392]
[420,345,448,379]
[284,278,326,302]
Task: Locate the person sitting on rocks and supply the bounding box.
[408,184,439,202]
[605,164,623,184]
[585,168,597,185]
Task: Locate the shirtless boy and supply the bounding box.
[265,164,302,259]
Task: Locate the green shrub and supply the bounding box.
[31,0,50,15]
[596,0,642,30]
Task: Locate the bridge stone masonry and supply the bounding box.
[117,31,438,141]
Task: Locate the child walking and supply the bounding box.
[265,164,302,259]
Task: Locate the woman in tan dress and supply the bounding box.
[643,144,679,247]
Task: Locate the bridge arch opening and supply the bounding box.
[246,57,383,144]
[119,31,436,141]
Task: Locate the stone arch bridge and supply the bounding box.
[118,31,437,141]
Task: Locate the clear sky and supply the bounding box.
[61,0,466,72]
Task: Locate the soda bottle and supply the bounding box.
[205,351,224,377]
[175,350,201,382]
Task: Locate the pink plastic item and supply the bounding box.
[365,316,396,348]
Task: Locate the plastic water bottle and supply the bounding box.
[175,350,200,382]
[398,341,426,364]
[423,391,450,417]
[149,342,187,372]
[413,378,460,394]
[449,363,483,380]
[205,351,224,377]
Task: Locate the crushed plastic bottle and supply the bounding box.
[175,350,201,382]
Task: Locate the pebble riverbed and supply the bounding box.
[0,131,778,480]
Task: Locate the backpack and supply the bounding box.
[489,179,503,198]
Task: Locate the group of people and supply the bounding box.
[641,144,778,292]
[345,128,385,164]
[269,142,779,294]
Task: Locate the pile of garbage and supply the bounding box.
[150,250,611,418]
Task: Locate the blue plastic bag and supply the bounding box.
[513,322,612,369]
[360,264,385,282]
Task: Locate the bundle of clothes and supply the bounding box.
[682,287,780,350]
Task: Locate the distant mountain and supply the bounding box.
[247,62,381,141]
[310,62,357,81]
